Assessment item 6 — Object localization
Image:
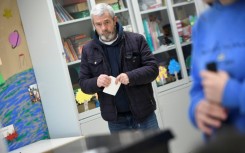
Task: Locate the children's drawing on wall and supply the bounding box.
[0,57,4,86]
[2,8,12,19]
[18,53,26,70]
[28,84,41,103]
[9,30,21,49]
[1,124,18,141]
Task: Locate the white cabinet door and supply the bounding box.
[157,84,202,153]
[131,0,203,93]
[80,114,110,136]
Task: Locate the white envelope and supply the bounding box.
[103,76,121,96]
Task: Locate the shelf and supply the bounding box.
[78,107,101,121]
[153,45,176,55]
[58,16,91,26]
[67,60,80,66]
[57,9,129,27]
[114,8,129,14]
[140,6,167,15]
[172,1,195,8]
[156,79,187,93]
[181,41,192,47]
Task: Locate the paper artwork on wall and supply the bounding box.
[0,124,18,141]
[9,30,21,49]
[0,73,5,86]
[3,8,12,19]
[28,84,41,103]
[18,53,26,69]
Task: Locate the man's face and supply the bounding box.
[92,11,117,42]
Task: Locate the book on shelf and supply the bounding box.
[62,34,92,63]
[54,0,74,23]
[66,39,79,61]
[96,0,118,5]
[54,10,64,23]
[142,17,162,52]
[64,2,88,13]
[143,19,154,52]
[63,0,87,6]
[63,47,71,63]
[118,0,127,9]
[63,40,75,62]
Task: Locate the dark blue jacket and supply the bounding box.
[93,23,130,113]
[79,29,159,122]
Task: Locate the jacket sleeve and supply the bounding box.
[126,34,159,86]
[188,22,205,128]
[78,45,102,94]
[222,77,245,113]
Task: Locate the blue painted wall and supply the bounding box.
[0,68,49,151]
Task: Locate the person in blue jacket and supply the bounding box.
[79,3,159,132]
[189,0,245,137]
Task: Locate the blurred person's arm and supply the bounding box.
[188,19,227,135]
[201,68,245,115]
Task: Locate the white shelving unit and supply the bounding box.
[131,0,201,94]
[130,0,204,152]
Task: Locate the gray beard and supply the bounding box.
[99,29,117,42]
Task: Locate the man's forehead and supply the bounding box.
[93,14,113,23]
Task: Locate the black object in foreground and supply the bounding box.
[44,129,174,153]
[206,62,217,72]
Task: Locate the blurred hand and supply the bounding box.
[195,99,227,135]
[201,70,229,104]
[115,73,129,85]
[97,74,111,88]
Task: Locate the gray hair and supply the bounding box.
[90,3,115,19]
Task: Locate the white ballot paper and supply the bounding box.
[103,76,121,96]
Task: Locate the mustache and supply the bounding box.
[101,30,112,35]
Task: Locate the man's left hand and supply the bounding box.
[116,73,129,85]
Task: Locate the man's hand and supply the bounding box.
[97,74,111,88]
[201,70,229,104]
[195,99,227,135]
[115,73,129,85]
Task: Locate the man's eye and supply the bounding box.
[96,23,101,27]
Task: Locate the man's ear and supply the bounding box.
[113,16,118,24]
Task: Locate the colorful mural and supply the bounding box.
[0,68,49,151]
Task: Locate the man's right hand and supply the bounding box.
[97,74,111,88]
[195,99,227,135]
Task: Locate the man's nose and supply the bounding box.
[101,23,107,31]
